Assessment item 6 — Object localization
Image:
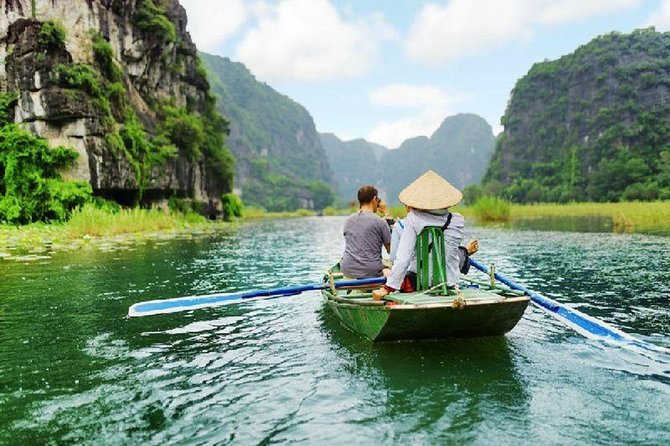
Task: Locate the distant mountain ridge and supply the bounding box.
[201,53,335,211]
[321,114,495,204]
[320,134,386,202]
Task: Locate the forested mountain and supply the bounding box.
[379,114,495,204]
[485,28,670,202]
[322,114,495,204]
[320,134,388,202]
[201,53,335,211]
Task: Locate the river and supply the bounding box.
[1,217,669,444]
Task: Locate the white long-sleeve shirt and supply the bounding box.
[386,210,465,289]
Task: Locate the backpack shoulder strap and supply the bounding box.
[441,212,452,231]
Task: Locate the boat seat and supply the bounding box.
[416,225,451,295]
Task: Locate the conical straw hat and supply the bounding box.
[398,170,462,210]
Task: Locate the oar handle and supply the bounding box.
[330,277,387,288]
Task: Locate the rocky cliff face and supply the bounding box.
[0,0,232,213]
[319,133,386,203]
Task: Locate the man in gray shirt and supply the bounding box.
[341,185,392,279]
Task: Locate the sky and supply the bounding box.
[180,0,670,149]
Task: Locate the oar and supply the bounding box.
[470,258,665,352]
[127,276,386,317]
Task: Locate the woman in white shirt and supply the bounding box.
[373,170,465,300]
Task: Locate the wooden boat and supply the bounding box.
[322,264,530,342]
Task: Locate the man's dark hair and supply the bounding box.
[357,185,378,205]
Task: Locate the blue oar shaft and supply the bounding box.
[469,258,649,346]
[128,276,386,317]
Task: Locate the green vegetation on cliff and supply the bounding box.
[486,28,670,202]
[0,90,90,224]
[200,53,335,211]
[0,123,91,224]
[132,0,177,43]
[56,27,233,205]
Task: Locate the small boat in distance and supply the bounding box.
[322,264,530,342]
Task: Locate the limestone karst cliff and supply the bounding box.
[0,0,234,215]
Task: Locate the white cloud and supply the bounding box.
[235,0,396,82]
[369,84,449,108]
[538,0,641,25]
[180,0,249,52]
[366,84,468,149]
[405,0,529,65]
[405,0,641,65]
[643,0,670,31]
[366,109,448,149]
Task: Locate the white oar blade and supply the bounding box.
[128,291,269,317]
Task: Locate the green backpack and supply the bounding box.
[415,214,453,295]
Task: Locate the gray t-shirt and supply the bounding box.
[341,211,391,278]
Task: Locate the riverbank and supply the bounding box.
[0,205,222,262]
[459,201,670,235]
[3,200,668,262]
[304,201,670,235]
[0,204,327,262]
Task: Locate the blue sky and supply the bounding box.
[181,0,669,148]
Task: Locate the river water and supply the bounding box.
[1,217,669,445]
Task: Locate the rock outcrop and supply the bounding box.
[0,0,233,214]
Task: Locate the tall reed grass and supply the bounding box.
[0,203,214,254]
[510,201,670,234]
[470,196,512,222]
[64,204,206,237]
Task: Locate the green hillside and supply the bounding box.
[485,28,670,202]
[380,114,495,203]
[201,53,335,211]
[319,134,387,203]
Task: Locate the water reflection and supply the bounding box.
[320,307,530,444]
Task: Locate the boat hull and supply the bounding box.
[323,288,530,342]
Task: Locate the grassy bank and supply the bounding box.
[459,200,670,234]
[316,200,670,235]
[242,206,316,219]
[510,201,670,234]
[0,204,327,261]
[0,204,226,261]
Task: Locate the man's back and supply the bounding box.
[341,211,391,278]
